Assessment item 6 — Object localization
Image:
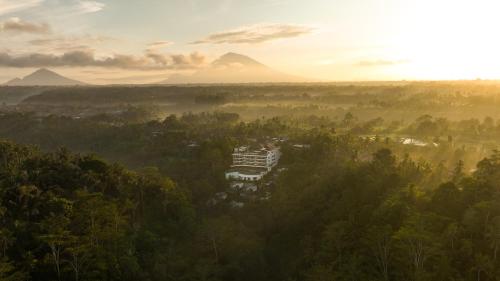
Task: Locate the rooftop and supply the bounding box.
[233,144,279,155]
[227,167,268,175]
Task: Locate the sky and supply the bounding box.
[1,0,500,84]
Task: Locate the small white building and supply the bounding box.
[230,182,245,190]
[225,167,268,181]
[230,201,245,208]
[293,144,311,149]
[400,138,438,147]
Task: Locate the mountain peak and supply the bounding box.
[3,69,86,86]
[25,68,62,79]
[33,68,55,74]
[220,52,247,59]
[162,52,307,84]
[212,52,264,67]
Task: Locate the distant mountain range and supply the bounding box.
[2,53,307,86]
[161,52,308,84]
[4,68,86,86]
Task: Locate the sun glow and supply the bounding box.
[388,0,500,80]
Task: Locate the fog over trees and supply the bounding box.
[1,82,500,280]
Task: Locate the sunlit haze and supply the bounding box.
[3,1,500,280]
[1,0,500,83]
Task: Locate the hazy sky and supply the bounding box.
[1,0,500,84]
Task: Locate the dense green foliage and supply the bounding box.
[1,84,500,280]
[271,145,500,281]
[0,110,494,179]
[1,134,500,280]
[0,142,195,281]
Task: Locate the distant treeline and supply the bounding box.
[0,82,496,122]
[13,82,500,106]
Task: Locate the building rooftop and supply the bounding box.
[233,144,279,154]
[226,167,268,175]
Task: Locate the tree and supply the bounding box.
[471,254,493,281]
[451,160,464,184]
[486,216,500,261]
[342,112,356,128]
[64,238,91,281]
[39,213,71,281]
[0,259,26,281]
[394,213,439,281]
[0,230,13,260]
[366,225,393,281]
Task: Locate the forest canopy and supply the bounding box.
[0,137,500,280]
[1,83,500,280]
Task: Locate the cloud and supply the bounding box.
[77,0,105,13]
[0,0,44,16]
[147,41,173,49]
[0,50,206,70]
[0,17,51,34]
[145,41,174,52]
[145,51,170,65]
[192,23,313,44]
[356,59,410,67]
[145,50,206,68]
[29,34,114,52]
[190,52,205,65]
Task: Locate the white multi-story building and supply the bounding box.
[225,145,280,181]
[231,146,280,171]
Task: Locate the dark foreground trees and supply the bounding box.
[267,146,500,281]
[0,141,195,281]
[1,139,500,281]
